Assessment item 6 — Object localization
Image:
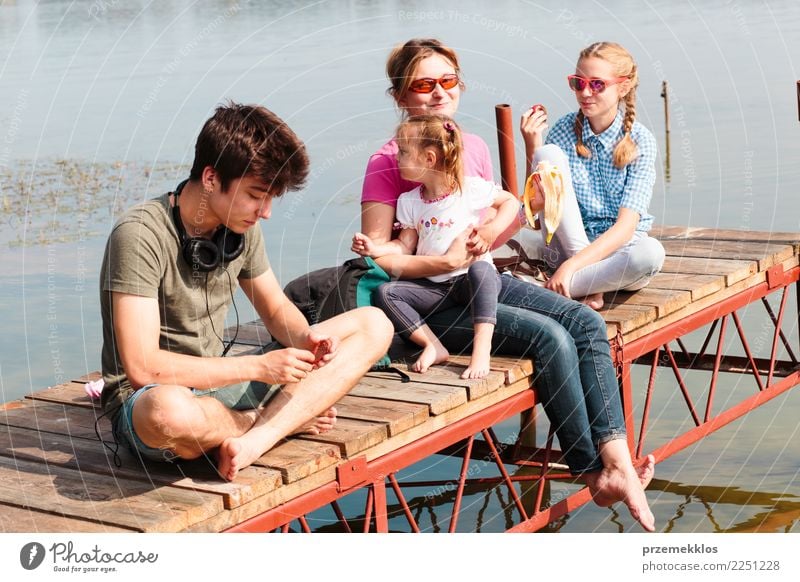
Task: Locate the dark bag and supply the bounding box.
[284,257,389,325]
[284,257,408,379]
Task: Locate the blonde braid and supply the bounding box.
[574,111,591,159]
[612,88,639,168]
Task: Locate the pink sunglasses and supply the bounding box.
[567,74,628,94]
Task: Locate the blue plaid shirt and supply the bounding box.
[546,110,657,240]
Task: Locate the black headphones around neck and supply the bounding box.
[171,179,245,272]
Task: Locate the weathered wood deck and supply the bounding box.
[1,225,798,532]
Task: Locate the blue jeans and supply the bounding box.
[425,273,625,474]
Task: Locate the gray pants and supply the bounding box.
[533,144,665,297]
[375,261,500,338]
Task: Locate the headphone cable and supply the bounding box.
[205,269,240,357]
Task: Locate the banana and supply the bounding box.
[522,161,564,245]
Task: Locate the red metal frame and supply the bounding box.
[226,265,799,533]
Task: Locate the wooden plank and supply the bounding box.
[0,456,223,532]
[0,425,281,510]
[182,466,338,532]
[186,378,534,532]
[333,395,429,437]
[361,377,532,462]
[444,355,535,385]
[27,381,98,409]
[295,417,388,457]
[254,438,341,484]
[604,287,692,318]
[0,400,110,441]
[660,240,794,271]
[351,377,468,415]
[0,502,135,533]
[652,225,800,252]
[599,303,658,334]
[623,255,799,343]
[368,363,504,400]
[74,371,102,383]
[650,225,690,239]
[660,256,757,286]
[225,322,272,347]
[646,272,724,301]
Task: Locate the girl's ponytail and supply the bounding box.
[440,120,464,194]
[397,114,464,193]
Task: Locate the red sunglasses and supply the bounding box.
[567,74,628,94]
[408,74,460,94]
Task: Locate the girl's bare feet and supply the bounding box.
[462,323,493,379]
[412,342,449,373]
[581,292,604,310]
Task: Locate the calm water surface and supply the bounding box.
[1,0,798,533]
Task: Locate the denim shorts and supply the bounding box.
[112,380,280,463]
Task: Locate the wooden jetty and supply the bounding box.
[1,225,798,533]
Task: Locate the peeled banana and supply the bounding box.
[522,161,564,245]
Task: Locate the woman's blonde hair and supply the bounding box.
[397,114,464,193]
[573,42,639,168]
[386,38,464,109]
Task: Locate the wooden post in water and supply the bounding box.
[495,104,519,198]
[796,80,800,121]
[661,80,671,182]
[494,102,536,447]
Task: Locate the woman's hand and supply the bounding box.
[545,259,577,299]
[445,227,479,269]
[520,105,548,172]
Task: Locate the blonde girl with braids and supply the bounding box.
[353,114,518,379]
[520,42,665,310]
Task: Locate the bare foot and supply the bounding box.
[412,343,449,373]
[462,352,491,379]
[581,292,604,310]
[216,437,260,482]
[584,457,656,532]
[292,407,337,436]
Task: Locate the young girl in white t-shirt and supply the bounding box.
[352,114,518,379]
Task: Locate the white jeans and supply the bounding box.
[533,144,665,298]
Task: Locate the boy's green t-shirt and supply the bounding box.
[99,193,270,414]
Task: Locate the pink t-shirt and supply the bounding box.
[360,132,494,207]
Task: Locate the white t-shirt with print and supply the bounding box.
[396,176,500,283]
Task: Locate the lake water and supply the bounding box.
[0,0,798,533]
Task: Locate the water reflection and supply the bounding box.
[310,472,800,533]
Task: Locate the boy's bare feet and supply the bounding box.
[292,407,337,435]
[581,292,604,310]
[412,343,449,373]
[584,453,656,532]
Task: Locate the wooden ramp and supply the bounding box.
[601,226,800,343]
[0,225,798,533]
[0,360,531,532]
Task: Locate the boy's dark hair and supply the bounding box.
[189,101,309,195]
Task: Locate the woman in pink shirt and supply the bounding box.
[355,38,655,531]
